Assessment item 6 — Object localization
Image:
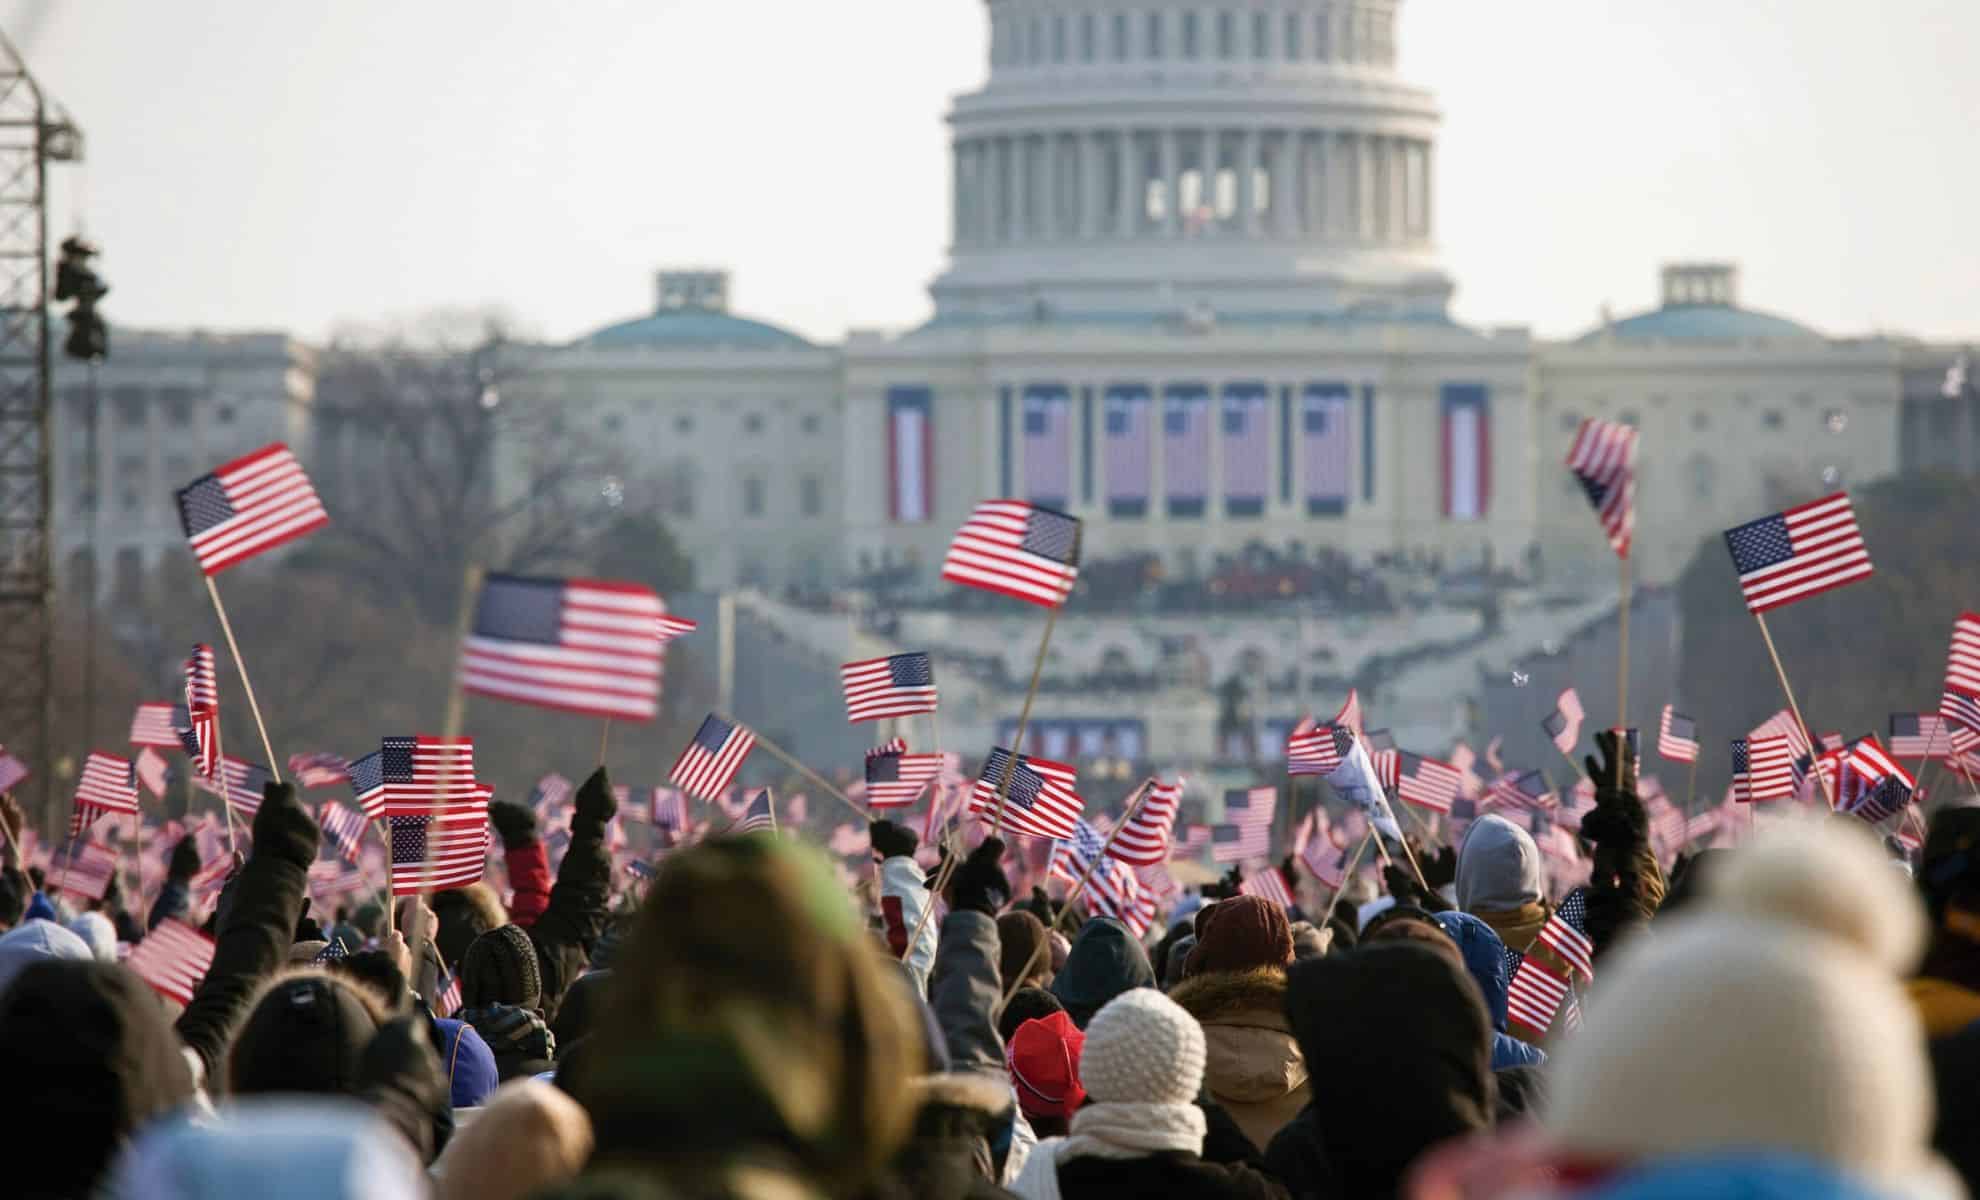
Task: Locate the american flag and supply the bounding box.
[191,850,233,902]
[1543,688,1585,755]
[1302,836,1355,889]
[1103,388,1152,513]
[1564,418,1637,558]
[1174,823,1212,860]
[1840,737,1915,823]
[347,751,386,821]
[1394,752,1462,815]
[388,810,489,895]
[1108,776,1183,867]
[1940,689,1980,753]
[1723,492,1874,614]
[1163,389,1211,510]
[0,746,27,793]
[433,972,463,1018]
[1747,734,1798,802]
[134,747,171,800]
[1947,613,1980,694]
[1645,794,1687,854]
[287,751,348,789]
[209,757,272,816]
[175,442,330,575]
[1221,388,1270,510]
[529,773,573,816]
[129,703,182,749]
[968,748,1083,840]
[1891,713,1954,760]
[867,737,908,760]
[1302,386,1351,514]
[461,574,669,722]
[652,787,689,829]
[319,800,367,863]
[1224,786,1276,831]
[1506,954,1571,1040]
[1539,889,1596,981]
[1730,738,1752,803]
[1658,705,1700,763]
[1507,890,1593,1038]
[940,500,1081,609]
[1333,689,1365,737]
[1288,721,1354,777]
[124,919,215,1006]
[670,715,756,801]
[1050,820,1156,936]
[1238,865,1294,908]
[183,644,220,780]
[839,652,938,722]
[1684,807,1723,845]
[614,786,650,822]
[75,751,139,815]
[1212,817,1271,864]
[1022,388,1072,508]
[1485,770,1553,813]
[378,737,476,816]
[864,751,946,808]
[49,841,118,900]
[308,858,369,901]
[656,613,698,646]
[734,788,776,834]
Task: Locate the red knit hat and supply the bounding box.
[1006,1010,1086,1120]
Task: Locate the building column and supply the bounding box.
[1079,130,1102,237]
[1160,128,1180,236]
[1038,132,1058,239]
[1304,132,1324,235]
[1389,137,1408,241]
[1238,128,1259,235]
[1117,130,1139,235]
[1010,134,1030,240]
[1418,142,1434,241]
[1202,128,1219,230]
[1273,130,1298,237]
[952,140,970,247]
[1357,134,1376,240]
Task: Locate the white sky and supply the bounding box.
[17,0,1980,346]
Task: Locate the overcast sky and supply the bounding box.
[16,0,1979,346]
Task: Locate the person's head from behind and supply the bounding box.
[575,836,922,1193]
[226,967,395,1098]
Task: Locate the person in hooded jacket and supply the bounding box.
[1168,896,1310,1156]
[563,834,924,1199]
[1009,987,1288,1200]
[1267,942,1496,1199]
[1050,916,1155,1029]
[487,796,555,928]
[522,765,618,1025]
[101,1098,429,1200]
[1455,816,1550,954]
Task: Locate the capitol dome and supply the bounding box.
[931,0,1450,325]
[573,269,813,350]
[1576,263,1822,344]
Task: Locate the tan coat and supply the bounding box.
[1169,967,1309,1155]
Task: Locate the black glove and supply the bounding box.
[488,798,539,849]
[1580,730,1647,860]
[869,819,918,861]
[1280,854,1301,888]
[252,781,321,870]
[1023,885,1056,925]
[1205,866,1242,901]
[943,837,1011,917]
[1583,728,1639,796]
[575,766,616,822]
[1421,844,1458,891]
[168,835,201,880]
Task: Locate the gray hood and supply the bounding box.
[1456,814,1544,912]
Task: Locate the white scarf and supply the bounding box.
[1007,1101,1208,1200]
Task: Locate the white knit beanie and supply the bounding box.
[1547,820,1940,1187]
[1078,988,1205,1106]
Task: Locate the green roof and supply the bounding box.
[1579,303,1821,344]
[574,308,812,350]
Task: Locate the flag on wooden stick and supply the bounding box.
[1565,418,1637,557]
[460,574,671,722]
[125,919,215,1005]
[940,500,1081,609]
[670,715,756,801]
[129,703,181,749]
[175,442,330,575]
[1723,492,1874,614]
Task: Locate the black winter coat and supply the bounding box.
[1055,1151,1288,1199]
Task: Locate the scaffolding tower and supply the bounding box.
[0,32,77,828]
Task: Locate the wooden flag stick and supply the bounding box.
[1320,830,1376,920]
[203,576,283,782]
[598,720,612,766]
[407,561,488,987]
[1616,553,1632,728]
[991,603,1063,835]
[1000,779,1154,1004]
[128,811,145,919]
[716,715,867,821]
[1753,612,1838,809]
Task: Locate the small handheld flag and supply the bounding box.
[460,574,671,722]
[840,653,938,723]
[670,715,756,801]
[940,500,1081,609]
[125,919,216,1006]
[1658,705,1700,764]
[967,748,1083,840]
[175,442,330,575]
[1543,688,1585,755]
[1565,418,1637,557]
[1723,492,1873,614]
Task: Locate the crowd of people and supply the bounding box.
[1,730,1978,1198]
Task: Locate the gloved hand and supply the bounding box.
[869,819,919,861]
[1421,843,1458,890]
[943,837,1011,917]
[488,798,538,849]
[169,835,201,880]
[1580,730,1647,859]
[1280,854,1301,888]
[575,766,616,822]
[1583,728,1639,797]
[252,781,321,870]
[1206,866,1242,901]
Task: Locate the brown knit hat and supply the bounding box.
[998,911,1051,988]
[1183,895,1294,978]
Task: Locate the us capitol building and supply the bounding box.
[502,0,1942,599]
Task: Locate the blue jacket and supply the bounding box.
[1434,910,1546,1070]
[1591,1153,1897,1199]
